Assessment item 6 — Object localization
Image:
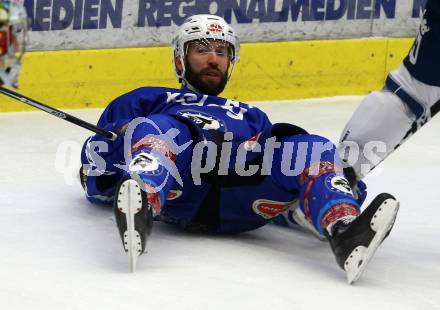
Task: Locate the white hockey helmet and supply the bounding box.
[0,0,28,88]
[172,14,240,91]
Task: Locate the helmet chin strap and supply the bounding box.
[181,78,200,94]
[226,61,236,83]
[182,80,200,94]
[177,54,200,93]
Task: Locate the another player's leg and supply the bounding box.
[339,0,440,182]
[272,134,399,283]
[338,88,415,182]
[339,66,440,183]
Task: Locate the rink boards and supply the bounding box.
[0,37,413,112]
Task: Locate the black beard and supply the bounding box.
[184,65,228,96]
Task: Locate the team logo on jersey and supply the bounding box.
[252,199,295,219]
[244,132,262,151]
[207,23,223,33]
[128,152,163,175]
[325,175,353,196]
[178,110,226,130]
[166,190,183,200]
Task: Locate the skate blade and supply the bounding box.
[117,179,143,272]
[344,198,399,284]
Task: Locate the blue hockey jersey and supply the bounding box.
[81,86,359,234]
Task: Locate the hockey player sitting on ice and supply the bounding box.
[338,0,440,184]
[80,14,399,284]
[0,0,28,88]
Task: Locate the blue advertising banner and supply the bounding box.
[24,0,426,51]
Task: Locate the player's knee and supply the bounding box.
[282,133,334,146]
[303,134,339,162]
[276,133,340,168]
[273,134,340,179]
[304,134,334,145]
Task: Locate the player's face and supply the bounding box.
[184,39,231,96]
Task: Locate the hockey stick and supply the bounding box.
[0,86,117,140]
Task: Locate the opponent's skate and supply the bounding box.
[326,193,399,284]
[114,178,153,272]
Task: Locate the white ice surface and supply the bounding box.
[1,96,440,310]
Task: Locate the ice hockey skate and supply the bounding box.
[326,193,399,284]
[114,178,153,272]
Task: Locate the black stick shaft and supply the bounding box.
[0,86,117,140]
